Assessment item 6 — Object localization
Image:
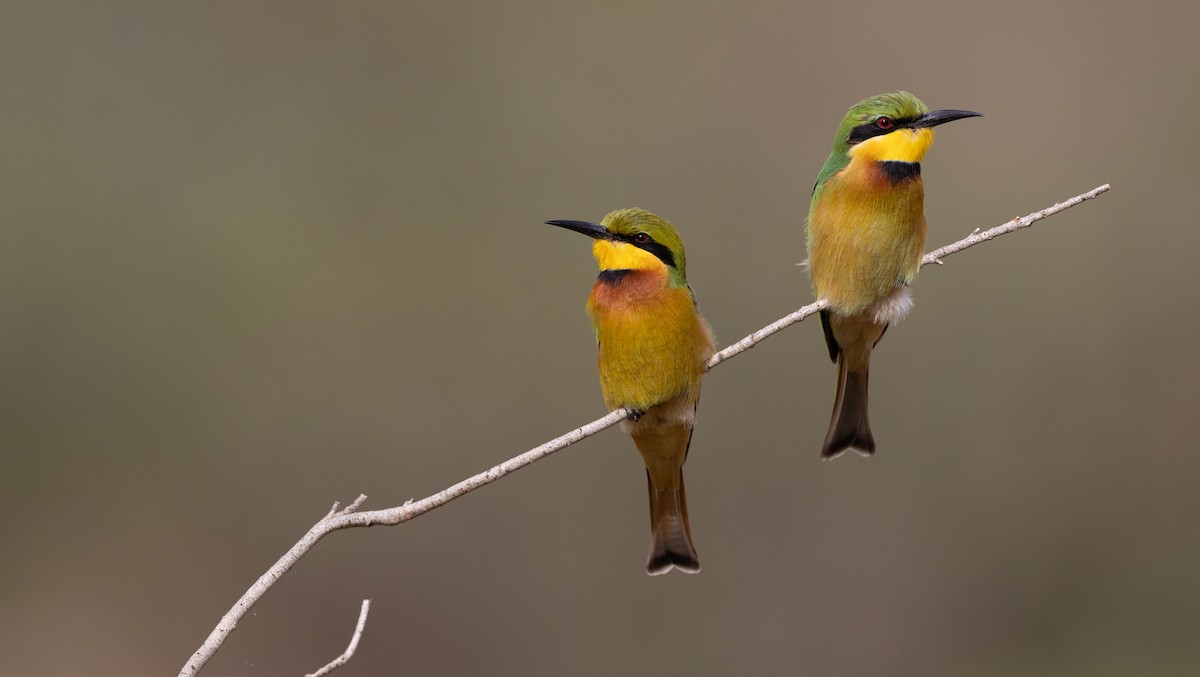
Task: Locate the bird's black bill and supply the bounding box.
[911,109,982,128]
[545,219,609,240]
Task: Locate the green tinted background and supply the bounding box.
[2,1,1197,674]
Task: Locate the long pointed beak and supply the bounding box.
[545,219,610,240]
[912,109,983,128]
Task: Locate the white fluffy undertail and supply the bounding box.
[868,286,914,325]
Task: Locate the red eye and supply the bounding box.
[633,233,651,243]
[875,116,894,130]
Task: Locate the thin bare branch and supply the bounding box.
[336,494,369,517]
[179,183,1109,676]
[920,184,1110,265]
[306,600,371,677]
[706,183,1110,369]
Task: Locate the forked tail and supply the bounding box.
[822,355,875,459]
[645,470,699,575]
[634,422,700,575]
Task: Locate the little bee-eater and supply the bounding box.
[548,208,714,575]
[806,92,980,459]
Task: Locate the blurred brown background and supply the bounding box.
[2,1,1197,675]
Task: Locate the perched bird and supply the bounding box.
[806,92,980,459]
[547,208,714,575]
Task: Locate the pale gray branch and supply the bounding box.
[179,183,1109,677]
[706,183,1110,369]
[306,599,371,677]
[920,183,1110,265]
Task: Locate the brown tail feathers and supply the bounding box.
[644,470,699,575]
[633,423,700,575]
[821,356,875,459]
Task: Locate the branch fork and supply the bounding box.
[179,184,1110,676]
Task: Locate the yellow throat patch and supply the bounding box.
[593,240,664,271]
[849,127,935,163]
